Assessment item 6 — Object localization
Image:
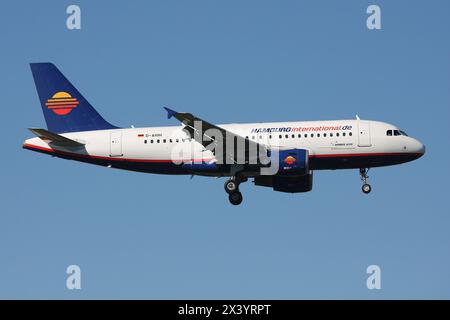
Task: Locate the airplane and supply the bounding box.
[23,63,425,205]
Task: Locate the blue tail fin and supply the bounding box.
[30,63,117,133]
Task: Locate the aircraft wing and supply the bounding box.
[28,128,85,147]
[164,107,268,164]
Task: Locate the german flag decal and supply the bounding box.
[46,91,80,115]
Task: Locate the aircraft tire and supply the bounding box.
[228,192,243,205]
[362,184,372,194]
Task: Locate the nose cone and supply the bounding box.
[419,142,426,155]
[413,139,426,157]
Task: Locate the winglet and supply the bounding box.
[164,107,178,119]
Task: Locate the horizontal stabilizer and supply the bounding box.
[28,128,85,147]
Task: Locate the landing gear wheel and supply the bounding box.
[362,183,372,194]
[228,192,243,205]
[224,179,238,194]
[359,168,372,194]
[224,175,246,205]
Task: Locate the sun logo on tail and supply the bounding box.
[46,92,79,115]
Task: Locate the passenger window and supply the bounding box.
[324,133,327,137]
[387,130,392,136]
[292,134,295,138]
[169,139,173,143]
[176,139,179,143]
[252,136,255,140]
[298,134,301,138]
[285,134,289,139]
[157,139,160,143]
[349,132,352,136]
[269,135,272,139]
[163,139,166,143]
[317,133,320,137]
[150,140,154,143]
[144,140,147,144]
[311,134,314,138]
[259,135,262,140]
[279,135,282,139]
[336,133,340,137]
[343,132,346,137]
[304,134,307,138]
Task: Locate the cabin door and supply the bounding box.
[110,132,123,157]
[357,122,372,147]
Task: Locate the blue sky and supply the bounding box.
[0,0,449,299]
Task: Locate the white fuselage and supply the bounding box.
[23,119,425,176]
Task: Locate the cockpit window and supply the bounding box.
[387,129,408,137]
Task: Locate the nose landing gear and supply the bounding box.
[224,179,238,193]
[360,168,372,194]
[224,175,247,205]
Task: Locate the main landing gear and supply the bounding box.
[224,176,247,205]
[359,168,372,194]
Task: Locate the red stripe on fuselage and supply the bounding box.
[310,152,423,158]
[22,143,422,164]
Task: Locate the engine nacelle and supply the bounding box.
[275,149,309,176]
[254,149,312,193]
[254,172,314,193]
[272,173,313,193]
